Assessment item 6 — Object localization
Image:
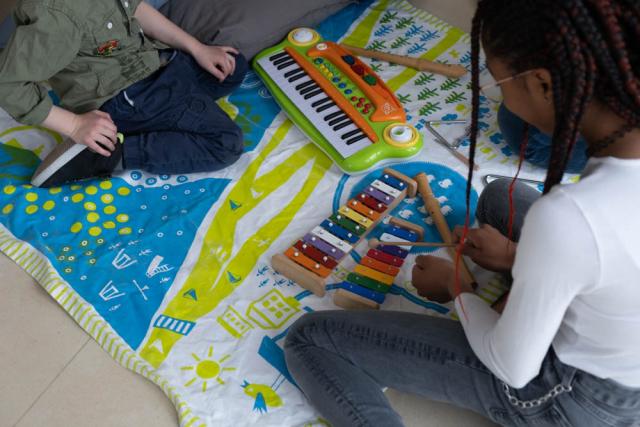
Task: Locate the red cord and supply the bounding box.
[453,124,529,321]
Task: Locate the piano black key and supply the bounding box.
[284,67,302,78]
[299,84,319,95]
[346,133,367,145]
[325,111,343,121]
[276,59,296,70]
[316,102,336,113]
[296,80,315,91]
[288,72,307,83]
[272,54,292,66]
[328,115,350,126]
[304,88,324,99]
[269,51,289,62]
[311,97,331,108]
[333,120,352,131]
[341,129,361,140]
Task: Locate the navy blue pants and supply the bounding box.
[498,104,588,174]
[101,51,248,174]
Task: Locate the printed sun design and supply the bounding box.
[181,346,236,392]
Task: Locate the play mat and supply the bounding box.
[0,1,547,425]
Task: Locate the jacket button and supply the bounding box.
[124,1,129,6]
[107,22,113,29]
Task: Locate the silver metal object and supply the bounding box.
[482,174,544,187]
[502,382,572,409]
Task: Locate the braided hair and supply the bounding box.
[455,0,640,295]
[467,0,640,195]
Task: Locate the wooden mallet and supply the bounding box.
[340,43,468,78]
[368,238,456,249]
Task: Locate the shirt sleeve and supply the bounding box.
[455,188,600,388]
[0,4,81,125]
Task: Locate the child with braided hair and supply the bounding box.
[284,1,640,426]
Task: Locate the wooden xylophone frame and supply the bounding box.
[271,168,418,298]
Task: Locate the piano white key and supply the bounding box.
[258,52,372,158]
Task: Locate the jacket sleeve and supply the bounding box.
[0,4,81,125]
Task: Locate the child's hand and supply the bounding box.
[69,111,118,157]
[193,44,239,82]
[411,255,455,303]
[453,224,516,272]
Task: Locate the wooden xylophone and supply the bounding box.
[333,217,425,309]
[253,28,423,174]
[271,168,418,303]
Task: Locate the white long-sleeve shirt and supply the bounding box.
[456,157,640,389]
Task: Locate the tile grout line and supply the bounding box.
[12,336,91,427]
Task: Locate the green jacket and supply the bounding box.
[0,0,161,125]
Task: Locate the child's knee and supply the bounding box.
[215,122,244,167]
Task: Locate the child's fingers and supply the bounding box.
[94,134,116,153]
[86,139,111,157]
[95,110,115,123]
[222,46,239,55]
[227,53,236,75]
[207,62,226,82]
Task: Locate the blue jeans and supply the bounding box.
[100,50,247,174]
[284,180,640,427]
[498,104,588,174]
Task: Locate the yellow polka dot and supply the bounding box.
[100,181,113,190]
[25,205,38,214]
[103,221,116,229]
[2,204,14,214]
[43,200,55,211]
[89,226,102,236]
[3,185,16,195]
[70,185,82,191]
[71,193,84,203]
[85,186,98,195]
[104,205,116,215]
[118,227,132,235]
[116,214,129,223]
[25,192,38,202]
[70,222,83,233]
[84,201,97,211]
[87,212,100,223]
[21,184,32,189]
[117,187,131,196]
[101,194,114,204]
[48,187,62,194]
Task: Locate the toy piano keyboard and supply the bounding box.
[253,28,423,174]
[271,168,419,308]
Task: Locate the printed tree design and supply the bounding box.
[366,40,387,51]
[419,102,442,116]
[404,24,424,38]
[414,73,436,86]
[390,36,410,49]
[420,30,440,42]
[407,43,427,55]
[440,78,462,91]
[417,87,439,101]
[395,17,415,30]
[397,93,412,104]
[380,11,398,24]
[445,91,467,104]
[370,63,383,73]
[374,24,393,37]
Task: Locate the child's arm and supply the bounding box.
[134,2,239,82]
[0,4,117,156]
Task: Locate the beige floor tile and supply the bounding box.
[0,254,89,426]
[409,0,477,32]
[16,339,178,427]
[387,389,498,427]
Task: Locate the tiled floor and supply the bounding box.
[1,1,497,425]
